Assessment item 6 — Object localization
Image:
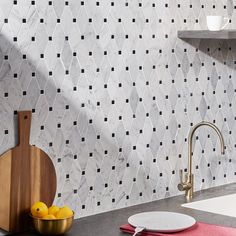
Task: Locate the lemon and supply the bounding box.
[48,205,60,216]
[31,202,48,218]
[56,206,73,219]
[42,214,56,220]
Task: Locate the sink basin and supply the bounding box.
[182,193,236,218]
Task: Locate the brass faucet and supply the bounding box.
[178,121,225,200]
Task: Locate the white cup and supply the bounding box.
[206,16,229,31]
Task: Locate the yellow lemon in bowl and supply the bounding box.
[48,205,60,216]
[56,206,73,219]
[31,202,48,218]
[42,214,57,220]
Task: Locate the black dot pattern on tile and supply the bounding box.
[0,0,235,218]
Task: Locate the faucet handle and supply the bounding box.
[179,169,184,183]
[179,169,188,182]
[178,169,192,192]
[178,169,186,191]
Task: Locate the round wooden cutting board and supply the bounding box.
[0,111,57,232]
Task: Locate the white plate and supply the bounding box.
[128,211,196,233]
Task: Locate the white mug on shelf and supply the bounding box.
[206,15,229,31]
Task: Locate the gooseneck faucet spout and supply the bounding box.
[178,121,225,200]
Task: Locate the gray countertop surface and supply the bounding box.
[7,183,236,235]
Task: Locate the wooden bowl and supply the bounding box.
[30,213,74,235]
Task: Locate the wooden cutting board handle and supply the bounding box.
[18,111,31,146]
[0,111,57,232]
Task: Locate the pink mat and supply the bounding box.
[120,222,236,236]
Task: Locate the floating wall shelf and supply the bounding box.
[178,30,236,39]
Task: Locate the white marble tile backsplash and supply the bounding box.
[0,0,235,219]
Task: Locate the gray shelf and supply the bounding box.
[178,30,236,39]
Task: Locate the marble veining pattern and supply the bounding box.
[0,0,236,219]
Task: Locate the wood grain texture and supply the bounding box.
[0,111,57,232]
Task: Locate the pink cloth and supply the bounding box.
[120,222,236,236]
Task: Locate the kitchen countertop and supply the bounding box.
[6,183,236,235]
